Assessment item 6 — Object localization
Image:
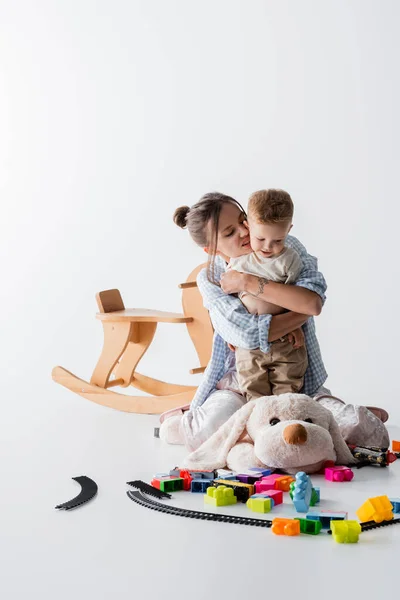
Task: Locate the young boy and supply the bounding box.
[227,189,308,400]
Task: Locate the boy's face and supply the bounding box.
[246,214,292,258]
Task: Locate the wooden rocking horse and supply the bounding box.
[52,264,213,414]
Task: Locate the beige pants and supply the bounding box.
[235,336,308,401]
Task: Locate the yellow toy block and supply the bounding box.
[204,485,237,507]
[247,496,273,513]
[330,520,361,543]
[356,495,394,523]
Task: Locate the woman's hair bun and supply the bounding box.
[173,205,190,229]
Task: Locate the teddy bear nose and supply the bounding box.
[283,423,308,445]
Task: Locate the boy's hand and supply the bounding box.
[220,270,248,294]
[227,343,236,352]
[287,327,305,349]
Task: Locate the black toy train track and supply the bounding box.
[127,483,400,535]
[126,489,273,528]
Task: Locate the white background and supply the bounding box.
[1,1,400,599]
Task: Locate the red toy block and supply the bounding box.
[265,489,283,506]
[178,470,193,491]
[325,466,354,482]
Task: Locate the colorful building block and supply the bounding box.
[271,518,300,536]
[212,479,254,502]
[265,489,283,506]
[250,493,275,505]
[330,520,361,544]
[237,473,264,485]
[247,496,273,513]
[310,487,320,506]
[291,472,313,513]
[150,477,184,492]
[169,468,181,478]
[392,441,400,452]
[217,469,237,480]
[356,495,394,523]
[296,518,322,535]
[204,485,237,507]
[390,498,400,514]
[169,470,192,490]
[188,469,217,480]
[325,466,354,482]
[249,468,272,476]
[307,511,348,529]
[191,479,212,493]
[255,474,294,494]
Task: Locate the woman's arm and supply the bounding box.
[197,265,307,352]
[268,311,309,341]
[242,275,322,316]
[220,235,327,316]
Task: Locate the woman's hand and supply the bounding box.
[287,327,305,349]
[220,270,248,294]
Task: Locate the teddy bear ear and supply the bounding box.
[182,400,257,471]
[328,411,356,465]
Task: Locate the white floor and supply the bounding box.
[2,370,400,600]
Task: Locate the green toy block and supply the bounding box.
[295,518,322,535]
[159,478,184,492]
[246,496,273,513]
[310,487,320,507]
[204,485,237,507]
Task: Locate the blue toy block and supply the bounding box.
[307,511,348,529]
[291,472,313,513]
[249,468,272,476]
[390,498,400,513]
[217,469,237,479]
[190,479,212,493]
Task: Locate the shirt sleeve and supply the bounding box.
[196,266,272,353]
[285,235,327,304]
[284,249,304,284]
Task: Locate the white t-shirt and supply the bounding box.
[228,247,303,284]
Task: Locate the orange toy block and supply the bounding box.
[271,518,301,536]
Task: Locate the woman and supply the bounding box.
[160,192,388,451]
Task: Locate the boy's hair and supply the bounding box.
[248,189,294,224]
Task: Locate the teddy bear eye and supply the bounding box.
[304,418,313,423]
[270,418,280,426]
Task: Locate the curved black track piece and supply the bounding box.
[126,489,272,528]
[126,480,171,499]
[55,476,98,510]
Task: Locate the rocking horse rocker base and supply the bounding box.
[52,265,213,415]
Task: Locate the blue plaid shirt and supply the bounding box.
[190,235,328,410]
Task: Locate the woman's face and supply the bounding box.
[206,202,251,261]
